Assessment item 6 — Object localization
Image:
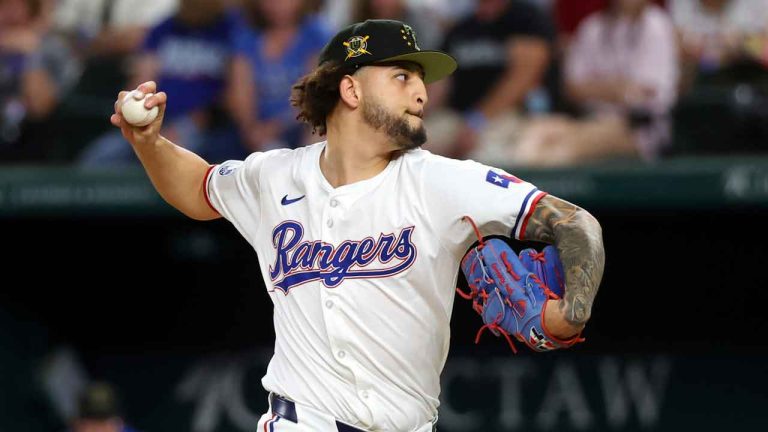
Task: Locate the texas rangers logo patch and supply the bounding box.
[269,221,417,294]
[486,170,523,188]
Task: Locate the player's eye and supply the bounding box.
[395,73,407,82]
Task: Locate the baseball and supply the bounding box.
[121,90,159,127]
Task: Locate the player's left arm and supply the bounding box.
[522,194,605,338]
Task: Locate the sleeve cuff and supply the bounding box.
[202,165,220,215]
[513,189,547,240]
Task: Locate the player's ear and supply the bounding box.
[339,75,360,109]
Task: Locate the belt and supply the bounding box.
[269,393,367,432]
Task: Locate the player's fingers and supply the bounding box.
[137,81,157,95]
[110,113,122,127]
[114,91,129,114]
[145,91,167,108]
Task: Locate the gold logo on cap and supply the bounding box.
[343,35,372,61]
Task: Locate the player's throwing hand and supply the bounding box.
[110,81,167,148]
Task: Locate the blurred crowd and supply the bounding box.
[2,0,768,167]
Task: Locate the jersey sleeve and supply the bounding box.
[421,156,547,256]
[204,152,269,241]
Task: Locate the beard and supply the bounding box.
[361,97,427,151]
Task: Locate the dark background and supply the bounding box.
[4,208,767,355]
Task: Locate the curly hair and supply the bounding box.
[290,62,357,136]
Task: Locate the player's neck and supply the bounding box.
[321,124,396,188]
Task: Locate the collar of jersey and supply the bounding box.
[313,141,399,197]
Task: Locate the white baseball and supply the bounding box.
[121,90,159,127]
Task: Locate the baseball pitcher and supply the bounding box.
[109,19,605,432]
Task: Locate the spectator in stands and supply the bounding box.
[669,0,768,90]
[68,382,137,432]
[233,0,331,150]
[512,0,678,165]
[0,0,81,162]
[351,0,444,50]
[424,0,554,160]
[554,0,665,43]
[79,0,249,165]
[50,0,178,161]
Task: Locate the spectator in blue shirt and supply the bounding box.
[136,2,244,123]
[231,0,331,150]
[79,0,249,165]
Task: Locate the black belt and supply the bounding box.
[269,393,366,432]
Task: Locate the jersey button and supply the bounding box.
[325,300,334,309]
[337,350,346,359]
[327,218,334,228]
[361,390,369,399]
[330,199,338,208]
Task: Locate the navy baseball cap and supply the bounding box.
[319,19,457,84]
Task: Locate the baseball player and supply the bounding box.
[110,20,604,432]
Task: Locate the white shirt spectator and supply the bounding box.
[566,5,679,158]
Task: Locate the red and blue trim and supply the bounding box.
[512,189,547,240]
[202,164,220,215]
[264,414,281,432]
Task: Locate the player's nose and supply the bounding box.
[414,77,428,107]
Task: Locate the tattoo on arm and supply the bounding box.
[523,195,605,326]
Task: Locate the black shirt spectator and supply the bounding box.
[441,0,555,112]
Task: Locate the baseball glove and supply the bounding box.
[457,218,583,352]
[518,245,566,299]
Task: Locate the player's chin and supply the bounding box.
[399,127,427,150]
[403,116,424,134]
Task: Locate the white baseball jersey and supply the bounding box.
[204,141,546,431]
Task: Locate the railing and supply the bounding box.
[2,156,768,217]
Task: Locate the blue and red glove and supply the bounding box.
[518,245,566,299]
[458,237,583,352]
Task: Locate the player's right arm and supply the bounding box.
[110,81,220,221]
